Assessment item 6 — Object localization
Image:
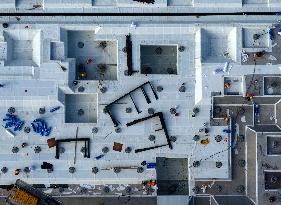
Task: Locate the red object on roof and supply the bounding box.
[149,180,156,187]
[86,58,93,64]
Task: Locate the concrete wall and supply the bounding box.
[245,127,257,203]
[200,29,209,62]
[228,28,237,62]
[32,30,41,66]
[275,100,281,127]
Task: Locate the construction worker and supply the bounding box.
[149,180,157,187]
[224,82,231,88]
[246,92,254,101]
[14,169,21,176]
[224,116,229,123]
[86,58,93,64]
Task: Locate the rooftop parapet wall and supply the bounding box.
[1,0,281,13]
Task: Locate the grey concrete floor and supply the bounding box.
[213,95,280,105]
[197,104,254,195]
[210,93,281,204]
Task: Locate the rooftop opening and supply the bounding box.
[140,45,178,75]
[66,30,117,81]
[265,171,281,190]
[201,27,237,63]
[65,94,97,123]
[264,76,281,95]
[16,0,43,9]
[224,76,243,95]
[156,157,189,195]
[242,27,270,49]
[267,136,281,155]
[3,30,41,67]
